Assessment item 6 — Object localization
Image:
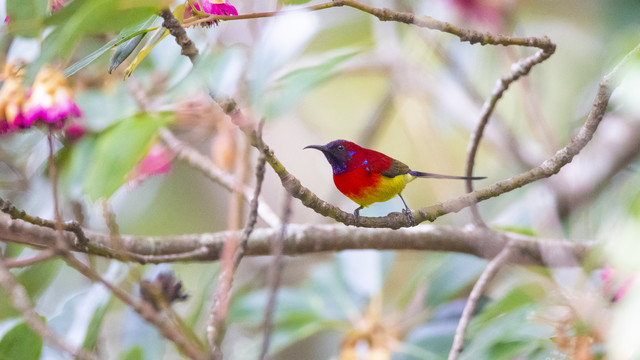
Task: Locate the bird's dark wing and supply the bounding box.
[380,159,411,178]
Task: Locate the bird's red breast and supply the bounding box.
[333,144,413,207]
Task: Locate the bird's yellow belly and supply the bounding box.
[334,169,415,207]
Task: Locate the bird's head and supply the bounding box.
[304,139,358,174]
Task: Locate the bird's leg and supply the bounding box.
[353,206,363,224]
[398,193,415,225]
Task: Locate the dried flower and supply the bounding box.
[0,64,27,134]
[22,67,82,130]
[185,0,238,27]
[140,272,188,311]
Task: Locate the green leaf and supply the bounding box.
[0,322,43,360]
[0,260,61,320]
[64,15,158,78]
[39,0,162,66]
[6,0,48,38]
[58,137,96,198]
[84,112,173,200]
[263,49,361,117]
[109,33,146,74]
[123,27,169,79]
[471,283,546,328]
[494,226,537,237]
[487,340,531,360]
[270,321,328,354]
[122,4,184,79]
[629,188,640,218]
[16,258,63,299]
[82,299,112,350]
[426,254,487,307]
[120,346,144,360]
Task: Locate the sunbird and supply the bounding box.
[304,139,486,224]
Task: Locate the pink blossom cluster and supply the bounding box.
[0,65,82,135]
[185,0,238,27]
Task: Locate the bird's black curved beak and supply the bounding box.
[303,144,327,152]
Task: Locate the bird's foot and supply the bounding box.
[353,208,361,225]
[402,208,415,226]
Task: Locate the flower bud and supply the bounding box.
[22,67,82,130]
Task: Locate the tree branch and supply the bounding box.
[0,212,590,268]
[160,9,199,63]
[259,194,293,360]
[464,48,555,225]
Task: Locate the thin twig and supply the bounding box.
[207,152,245,355]
[60,252,210,360]
[5,249,56,268]
[259,194,293,360]
[208,120,269,356]
[448,240,514,360]
[0,252,96,360]
[160,9,199,63]
[47,131,68,251]
[236,120,268,265]
[203,0,554,52]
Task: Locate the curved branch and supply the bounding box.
[0,213,590,268]
[207,1,555,52]
[464,47,555,225]
[237,74,612,229]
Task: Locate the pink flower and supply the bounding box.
[128,144,173,185]
[22,67,82,130]
[50,0,68,12]
[0,64,27,135]
[64,122,86,143]
[601,265,634,302]
[185,0,238,27]
[447,0,505,29]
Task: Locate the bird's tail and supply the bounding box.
[408,170,486,180]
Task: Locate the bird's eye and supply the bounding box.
[337,145,345,151]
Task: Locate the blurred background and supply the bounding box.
[1,0,640,359]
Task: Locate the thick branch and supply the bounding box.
[0,213,590,268]
[160,9,199,63]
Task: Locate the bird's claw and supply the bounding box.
[402,208,415,226]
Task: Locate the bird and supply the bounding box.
[304,139,486,224]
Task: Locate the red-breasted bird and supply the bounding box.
[304,140,486,224]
